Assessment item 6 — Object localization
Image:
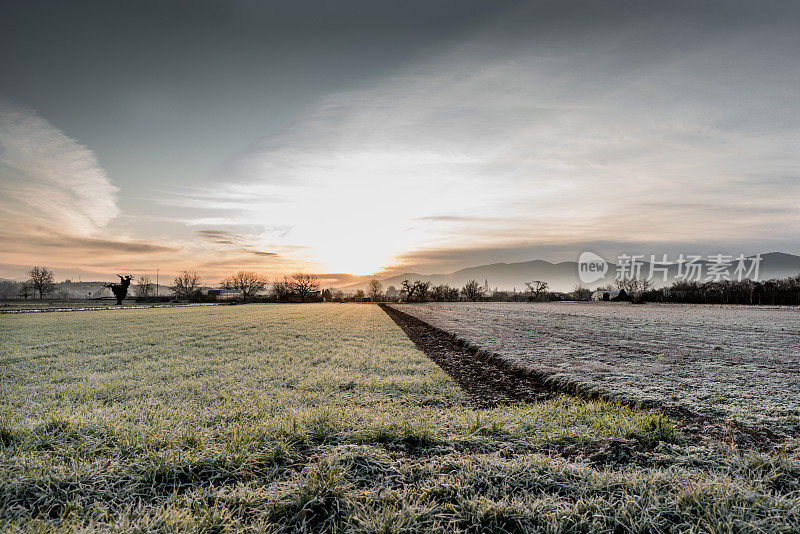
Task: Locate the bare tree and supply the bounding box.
[616,277,653,293]
[171,270,202,300]
[367,278,383,302]
[414,281,431,302]
[385,285,399,300]
[431,284,459,301]
[400,279,416,302]
[19,283,32,300]
[27,266,56,299]
[272,276,294,301]
[462,279,485,301]
[616,277,653,303]
[291,273,320,302]
[525,280,549,301]
[572,284,592,301]
[221,270,269,302]
[134,275,154,299]
[0,280,17,299]
[355,288,366,301]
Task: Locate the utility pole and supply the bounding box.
[156,268,159,297]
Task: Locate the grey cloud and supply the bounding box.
[0,230,177,255]
[196,229,252,245]
[0,98,119,235]
[415,216,503,223]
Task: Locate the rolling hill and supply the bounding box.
[344,252,800,292]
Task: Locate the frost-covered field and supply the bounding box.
[2,303,799,531]
[390,302,800,437]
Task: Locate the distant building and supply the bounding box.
[591,289,621,301]
[207,289,243,300]
[483,278,494,298]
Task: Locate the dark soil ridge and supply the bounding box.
[380,304,787,454]
[380,303,554,408]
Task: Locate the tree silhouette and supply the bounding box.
[572,284,592,301]
[462,279,484,301]
[134,275,153,299]
[525,280,549,301]
[367,278,383,302]
[291,273,319,302]
[431,284,459,301]
[19,283,32,300]
[221,271,268,302]
[400,279,416,302]
[272,276,294,301]
[414,281,431,302]
[171,270,202,300]
[103,274,132,305]
[27,266,55,299]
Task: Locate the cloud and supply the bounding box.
[0,97,187,278]
[194,254,285,270]
[415,215,503,223]
[194,229,279,261]
[167,2,800,275]
[29,235,175,254]
[248,250,277,257]
[196,229,252,245]
[0,226,178,258]
[0,97,119,234]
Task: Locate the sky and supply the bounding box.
[1,0,798,285]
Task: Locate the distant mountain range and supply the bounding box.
[344,252,800,292]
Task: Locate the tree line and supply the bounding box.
[584,275,800,305]
[3,267,58,299]
[367,279,557,303]
[167,270,321,303]
[3,267,558,304]
[642,276,800,305]
[5,266,800,305]
[1,267,322,303]
[0,268,579,304]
